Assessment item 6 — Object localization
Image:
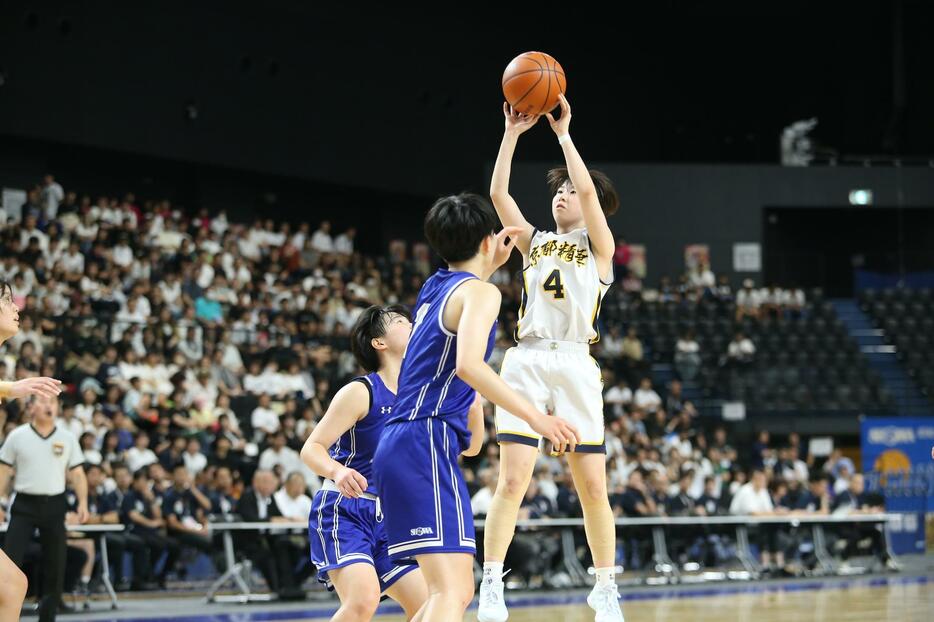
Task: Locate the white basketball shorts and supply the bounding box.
[495,338,606,453]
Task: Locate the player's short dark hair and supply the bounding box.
[424,193,498,263]
[547,167,620,216]
[350,304,413,373]
[0,281,12,304]
[132,468,150,482]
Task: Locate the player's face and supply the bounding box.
[382,312,413,355]
[552,181,582,228]
[0,294,20,340]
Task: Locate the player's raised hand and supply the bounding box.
[491,226,524,273]
[530,413,580,455]
[503,103,540,135]
[7,377,62,400]
[545,93,572,136]
[334,466,368,498]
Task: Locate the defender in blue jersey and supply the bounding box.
[301,305,428,622]
[373,194,580,622]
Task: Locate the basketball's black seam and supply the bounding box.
[525,54,544,70]
[538,59,561,114]
[539,58,553,115]
[512,71,544,108]
[502,68,548,85]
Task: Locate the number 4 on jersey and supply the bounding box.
[543,269,565,299]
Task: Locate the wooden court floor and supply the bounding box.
[372,580,933,622]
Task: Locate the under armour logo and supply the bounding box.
[381,406,392,414]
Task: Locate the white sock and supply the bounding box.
[483,561,504,580]
[81,576,90,584]
[595,566,616,587]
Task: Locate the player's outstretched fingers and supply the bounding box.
[561,420,581,453]
[38,378,63,398]
[548,433,564,455]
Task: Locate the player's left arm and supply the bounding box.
[463,394,485,457]
[546,94,615,279]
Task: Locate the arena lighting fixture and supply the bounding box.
[848,189,873,206]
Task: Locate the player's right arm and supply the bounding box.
[490,104,540,255]
[451,280,581,453]
[0,378,62,400]
[300,382,370,498]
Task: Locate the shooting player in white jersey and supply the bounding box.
[478,94,625,622]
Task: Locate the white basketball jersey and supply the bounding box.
[515,228,611,344]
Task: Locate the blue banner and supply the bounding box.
[860,417,934,554]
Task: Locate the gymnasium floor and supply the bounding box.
[57,555,934,622]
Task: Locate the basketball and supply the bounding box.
[502,51,567,115]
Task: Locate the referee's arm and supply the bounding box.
[0,462,11,521]
[67,465,90,524]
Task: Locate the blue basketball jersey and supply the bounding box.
[328,372,395,494]
[388,269,497,451]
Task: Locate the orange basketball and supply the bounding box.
[502,51,567,115]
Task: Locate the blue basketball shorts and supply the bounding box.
[373,417,476,564]
[309,489,416,592]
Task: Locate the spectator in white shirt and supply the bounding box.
[112,236,134,268]
[689,261,715,291]
[258,432,318,488]
[290,222,310,251]
[600,326,624,358]
[210,210,230,236]
[251,393,280,441]
[730,469,774,515]
[273,472,314,519]
[56,403,87,440]
[726,331,756,367]
[122,376,144,416]
[126,432,159,473]
[333,227,356,255]
[280,361,315,400]
[674,329,702,381]
[782,285,806,317]
[634,377,662,414]
[603,376,632,419]
[833,463,852,496]
[759,284,785,319]
[160,272,183,308]
[470,467,497,517]
[178,326,204,363]
[309,221,334,254]
[242,360,269,395]
[41,174,65,219]
[730,469,785,569]
[195,256,215,290]
[183,437,208,477]
[735,279,762,321]
[238,229,262,261]
[19,215,49,254]
[74,387,101,426]
[75,212,99,245]
[112,297,148,341]
[777,445,810,485]
[60,241,85,276]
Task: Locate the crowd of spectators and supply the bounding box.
[0,174,885,596]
